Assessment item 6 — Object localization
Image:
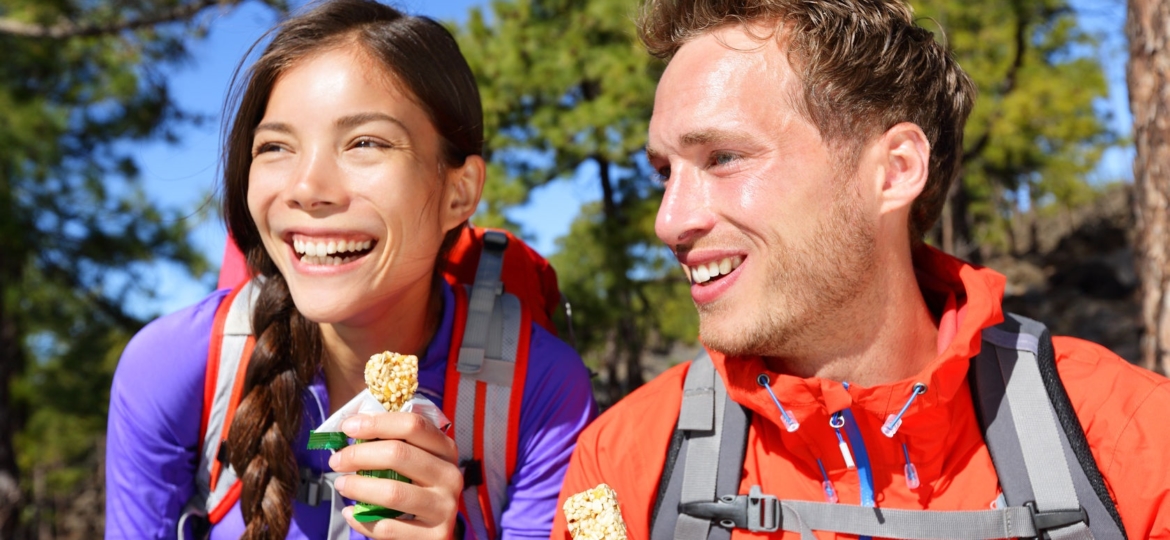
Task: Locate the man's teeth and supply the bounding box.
[293,239,372,257]
[684,256,743,284]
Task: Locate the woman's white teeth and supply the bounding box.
[300,254,356,266]
[293,239,372,257]
[685,256,743,284]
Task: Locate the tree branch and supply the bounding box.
[963,1,1030,163]
[0,0,245,39]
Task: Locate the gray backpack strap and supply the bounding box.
[651,351,749,540]
[974,314,1126,539]
[452,230,522,540]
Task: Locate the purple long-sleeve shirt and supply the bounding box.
[106,281,597,539]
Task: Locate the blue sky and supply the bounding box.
[130,0,1133,317]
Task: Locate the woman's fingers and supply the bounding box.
[328,438,462,490]
[341,412,457,463]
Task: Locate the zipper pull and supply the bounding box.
[830,412,855,469]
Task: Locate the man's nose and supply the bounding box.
[655,166,715,247]
[286,149,346,213]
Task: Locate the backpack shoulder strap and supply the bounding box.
[972,313,1126,540]
[650,351,750,540]
[444,230,532,540]
[182,279,260,534]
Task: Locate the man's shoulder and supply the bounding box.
[579,361,690,446]
[1051,335,1170,421]
[1050,336,1170,536]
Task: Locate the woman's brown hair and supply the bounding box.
[219,0,483,536]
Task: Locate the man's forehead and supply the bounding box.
[649,26,803,151]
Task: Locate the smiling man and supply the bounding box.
[551,1,1170,539]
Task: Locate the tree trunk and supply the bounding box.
[1128,0,1170,375]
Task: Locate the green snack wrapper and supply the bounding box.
[352,468,413,522]
[307,389,450,522]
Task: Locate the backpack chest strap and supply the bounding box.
[681,493,1085,539]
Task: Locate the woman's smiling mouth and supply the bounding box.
[291,234,377,266]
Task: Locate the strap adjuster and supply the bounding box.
[296,467,330,507]
[1024,501,1088,536]
[482,230,509,251]
[678,485,780,532]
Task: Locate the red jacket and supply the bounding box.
[552,247,1170,539]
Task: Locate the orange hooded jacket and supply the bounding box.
[552,247,1170,539]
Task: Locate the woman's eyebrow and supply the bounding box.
[335,112,411,137]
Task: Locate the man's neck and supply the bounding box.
[763,246,939,387]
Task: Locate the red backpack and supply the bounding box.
[183,227,565,540]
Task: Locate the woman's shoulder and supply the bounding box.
[112,289,231,404]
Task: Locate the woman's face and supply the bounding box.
[247,45,479,327]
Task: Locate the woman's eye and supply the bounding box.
[353,137,387,149]
[253,142,284,156]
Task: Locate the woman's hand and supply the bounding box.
[329,412,463,539]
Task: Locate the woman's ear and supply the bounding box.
[877,122,931,216]
[441,154,486,231]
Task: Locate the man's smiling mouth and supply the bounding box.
[682,255,743,284]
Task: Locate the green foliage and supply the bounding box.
[457,0,690,403]
[0,0,251,531]
[915,0,1115,255]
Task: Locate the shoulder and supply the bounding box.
[583,361,689,444]
[1051,336,1170,537]
[112,289,229,421]
[515,323,596,432]
[554,361,691,539]
[1051,335,1170,431]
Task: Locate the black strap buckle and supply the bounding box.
[296,467,329,507]
[482,230,509,251]
[461,458,484,488]
[1025,501,1088,537]
[678,485,780,532]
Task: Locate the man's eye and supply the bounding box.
[653,166,671,183]
[712,152,738,166]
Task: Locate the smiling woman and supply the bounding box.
[103,1,597,539]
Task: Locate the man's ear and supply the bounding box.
[441,154,486,231]
[876,122,931,216]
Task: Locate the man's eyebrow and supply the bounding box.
[679,129,749,147]
[644,129,753,159]
[645,145,664,162]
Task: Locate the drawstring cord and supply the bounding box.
[816,459,839,503]
[881,382,927,437]
[902,442,920,489]
[757,374,800,432]
[829,412,856,469]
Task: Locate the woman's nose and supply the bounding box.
[286,149,347,213]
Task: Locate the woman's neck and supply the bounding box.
[318,278,443,413]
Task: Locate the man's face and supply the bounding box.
[648,25,878,358]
